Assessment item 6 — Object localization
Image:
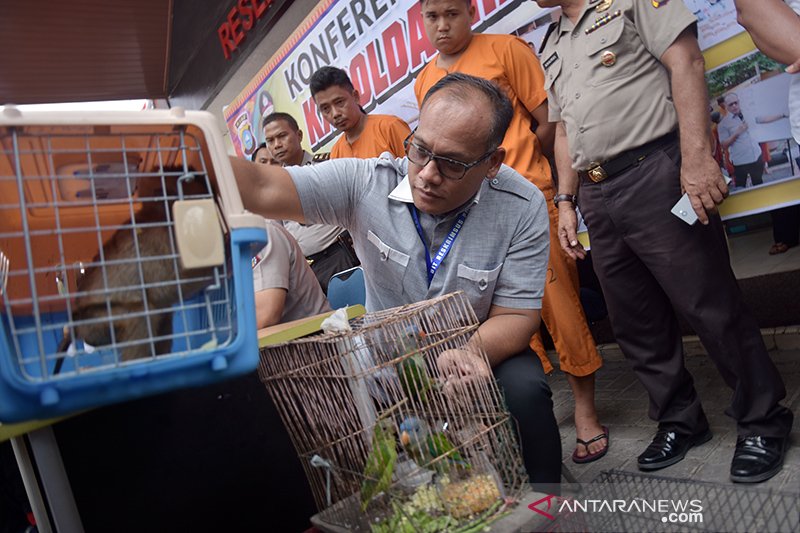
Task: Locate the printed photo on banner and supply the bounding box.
[707,50,800,217]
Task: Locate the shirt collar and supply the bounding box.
[555,1,595,40]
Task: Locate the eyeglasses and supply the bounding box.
[727,100,740,105]
[403,129,496,181]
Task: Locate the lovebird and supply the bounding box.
[399,417,470,473]
[360,418,398,511]
[392,328,433,404]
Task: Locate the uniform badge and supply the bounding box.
[600,50,617,67]
[595,0,613,12]
[311,152,331,164]
[651,0,670,7]
[585,10,621,34]
[251,254,261,269]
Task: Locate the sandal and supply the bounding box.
[572,426,609,464]
[769,242,789,255]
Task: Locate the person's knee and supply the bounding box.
[494,352,554,414]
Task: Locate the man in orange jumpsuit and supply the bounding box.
[415,0,607,463]
[310,66,411,159]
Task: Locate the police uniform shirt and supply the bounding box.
[252,220,332,323]
[540,0,696,170]
[280,151,345,256]
[285,156,550,321]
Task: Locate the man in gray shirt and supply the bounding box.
[232,73,561,484]
[718,93,765,188]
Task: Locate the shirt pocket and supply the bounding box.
[367,230,410,290]
[456,263,503,319]
[585,17,634,87]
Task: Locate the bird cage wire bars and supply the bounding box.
[0,126,233,380]
[259,292,527,532]
[0,105,275,425]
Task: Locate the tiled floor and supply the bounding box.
[728,227,800,279]
[549,347,800,492]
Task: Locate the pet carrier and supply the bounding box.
[0,105,267,422]
[258,292,527,532]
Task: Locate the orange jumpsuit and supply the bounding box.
[414,33,601,376]
[330,114,411,158]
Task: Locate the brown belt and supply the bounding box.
[579,131,679,184]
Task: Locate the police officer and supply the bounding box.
[535,0,793,483]
[261,112,359,293]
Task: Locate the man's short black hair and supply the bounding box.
[309,66,355,97]
[421,72,513,151]
[250,143,268,162]
[262,112,300,132]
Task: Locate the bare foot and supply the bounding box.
[566,373,608,459]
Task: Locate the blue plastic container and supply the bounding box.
[0,107,268,423]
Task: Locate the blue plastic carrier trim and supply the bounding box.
[0,226,267,423]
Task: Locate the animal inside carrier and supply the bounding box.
[258,292,527,532]
[0,106,267,423]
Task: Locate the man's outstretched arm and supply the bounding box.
[229,156,306,222]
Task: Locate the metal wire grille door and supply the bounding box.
[0,109,266,422]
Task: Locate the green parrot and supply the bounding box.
[360,418,398,511]
[399,417,470,473]
[392,328,433,404]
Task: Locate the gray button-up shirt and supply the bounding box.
[540,0,695,169]
[286,155,550,322]
[282,151,345,256]
[717,113,761,166]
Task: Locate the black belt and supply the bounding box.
[579,131,679,184]
[306,231,355,263]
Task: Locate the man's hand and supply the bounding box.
[736,121,749,135]
[680,154,728,225]
[436,348,492,400]
[557,203,587,260]
[787,58,800,74]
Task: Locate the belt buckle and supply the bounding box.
[587,163,608,183]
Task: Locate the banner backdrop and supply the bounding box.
[224,0,799,220]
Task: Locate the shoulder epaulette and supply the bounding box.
[538,21,559,55]
[310,152,331,164]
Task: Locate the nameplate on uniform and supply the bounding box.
[543,52,559,70]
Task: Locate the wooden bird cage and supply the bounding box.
[258,292,527,532]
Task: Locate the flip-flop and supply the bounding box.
[572,426,609,464]
[769,243,789,255]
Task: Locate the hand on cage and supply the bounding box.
[437,348,492,400]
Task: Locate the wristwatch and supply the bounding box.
[553,193,577,208]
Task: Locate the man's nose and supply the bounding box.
[418,159,442,184]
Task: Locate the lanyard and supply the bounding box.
[408,204,468,287]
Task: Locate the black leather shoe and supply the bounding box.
[730,436,787,483]
[637,429,713,471]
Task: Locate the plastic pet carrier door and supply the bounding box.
[0,106,267,422]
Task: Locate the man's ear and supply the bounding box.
[485,147,506,178]
[297,129,304,143]
[352,89,361,105]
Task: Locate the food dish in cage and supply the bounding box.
[0,106,267,423]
